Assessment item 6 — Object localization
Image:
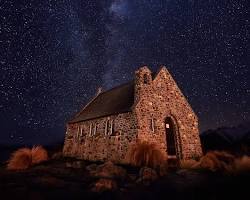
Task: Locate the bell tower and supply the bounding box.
[134,66,152,103]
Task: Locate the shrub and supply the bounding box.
[51,151,63,160]
[234,156,250,173]
[7,148,32,170]
[127,140,167,169]
[31,146,48,164]
[180,159,200,169]
[7,146,48,170]
[198,151,235,172]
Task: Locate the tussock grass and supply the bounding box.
[234,156,250,173]
[7,146,48,170]
[127,140,167,169]
[7,148,32,170]
[31,146,48,164]
[180,159,200,169]
[183,151,250,174]
[199,151,235,172]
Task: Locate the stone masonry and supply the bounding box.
[63,66,203,163]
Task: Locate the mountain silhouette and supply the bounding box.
[201,122,250,155]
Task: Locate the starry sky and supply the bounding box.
[0,0,249,145]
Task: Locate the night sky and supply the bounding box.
[0,0,249,145]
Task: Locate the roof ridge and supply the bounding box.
[68,80,135,123]
[69,91,101,122]
[99,80,134,96]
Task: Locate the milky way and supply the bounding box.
[0,0,249,145]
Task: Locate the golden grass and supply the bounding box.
[179,151,250,175]
[234,156,250,173]
[198,151,235,172]
[180,159,200,169]
[127,140,167,169]
[31,146,48,164]
[7,148,32,170]
[7,146,48,170]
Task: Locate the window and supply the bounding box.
[80,126,83,137]
[89,123,92,136]
[150,118,155,133]
[166,123,170,129]
[111,120,117,136]
[105,120,110,136]
[93,123,97,136]
[75,126,79,142]
[105,119,115,136]
[143,74,149,84]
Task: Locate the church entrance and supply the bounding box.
[165,117,177,158]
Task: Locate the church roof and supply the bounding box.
[69,81,135,123]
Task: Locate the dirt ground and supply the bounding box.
[0,158,249,200]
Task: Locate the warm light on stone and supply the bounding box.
[63,66,203,162]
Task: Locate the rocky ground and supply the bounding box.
[0,158,249,200]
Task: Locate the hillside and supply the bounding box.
[0,158,249,200]
[201,122,250,154]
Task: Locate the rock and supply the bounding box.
[33,176,66,188]
[128,174,137,181]
[176,169,190,176]
[65,161,83,169]
[91,178,117,192]
[51,152,63,160]
[88,161,127,179]
[137,167,158,185]
[86,163,98,172]
[159,161,168,176]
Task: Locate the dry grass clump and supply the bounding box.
[7,146,48,170]
[51,151,63,160]
[234,156,250,173]
[180,151,250,174]
[199,151,235,172]
[7,148,32,170]
[31,146,48,164]
[180,159,200,169]
[127,140,167,169]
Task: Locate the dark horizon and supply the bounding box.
[0,1,249,146]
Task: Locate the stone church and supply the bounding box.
[63,66,203,163]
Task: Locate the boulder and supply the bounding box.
[51,152,63,160]
[137,167,158,185]
[33,176,66,188]
[158,161,168,176]
[88,161,127,179]
[65,161,83,169]
[86,163,98,172]
[91,178,117,192]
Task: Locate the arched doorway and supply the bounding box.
[165,117,177,158]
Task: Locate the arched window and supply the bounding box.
[80,126,83,137]
[150,118,155,133]
[165,117,176,156]
[93,123,97,136]
[105,120,110,136]
[89,123,92,137]
[76,126,80,141]
[111,120,118,136]
[143,74,149,84]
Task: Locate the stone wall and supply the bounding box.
[134,66,203,160]
[63,66,203,163]
[63,112,137,163]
